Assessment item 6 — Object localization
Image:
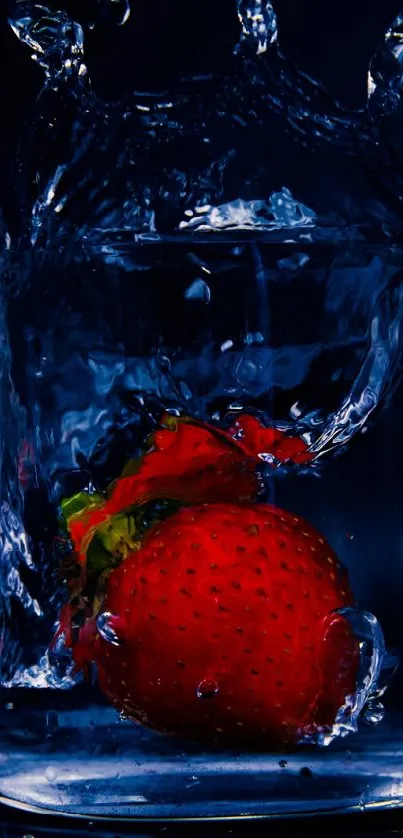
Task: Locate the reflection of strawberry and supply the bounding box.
[76,503,358,747]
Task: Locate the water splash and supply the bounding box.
[8,1,403,243]
[236,0,277,54]
[300,608,386,747]
[369,12,403,111]
[309,275,403,457]
[3,647,79,689]
[9,2,86,80]
[179,189,316,233]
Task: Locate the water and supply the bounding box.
[0,239,401,815]
[2,0,403,819]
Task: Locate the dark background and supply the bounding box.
[1,0,403,224]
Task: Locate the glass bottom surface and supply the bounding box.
[1,689,403,820]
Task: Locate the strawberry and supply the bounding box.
[73,503,358,747]
[59,412,312,604]
[55,412,358,747]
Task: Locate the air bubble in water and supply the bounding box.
[196,678,219,699]
[363,700,385,725]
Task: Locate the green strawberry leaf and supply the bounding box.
[91,512,141,561]
[61,491,103,527]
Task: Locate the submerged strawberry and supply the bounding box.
[56,412,358,747]
[74,504,357,747]
[58,413,312,606]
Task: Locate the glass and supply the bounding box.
[1,0,403,820]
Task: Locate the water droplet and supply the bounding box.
[96,612,125,646]
[5,702,14,711]
[258,451,278,465]
[196,678,219,699]
[346,532,355,541]
[299,766,313,779]
[279,759,288,768]
[363,700,385,725]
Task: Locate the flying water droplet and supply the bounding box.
[196,678,219,699]
[96,612,125,646]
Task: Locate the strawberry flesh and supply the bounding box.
[78,503,358,748]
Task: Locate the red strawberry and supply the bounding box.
[61,413,312,601]
[75,503,358,748]
[56,412,349,748]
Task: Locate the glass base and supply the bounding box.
[1,689,403,820]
